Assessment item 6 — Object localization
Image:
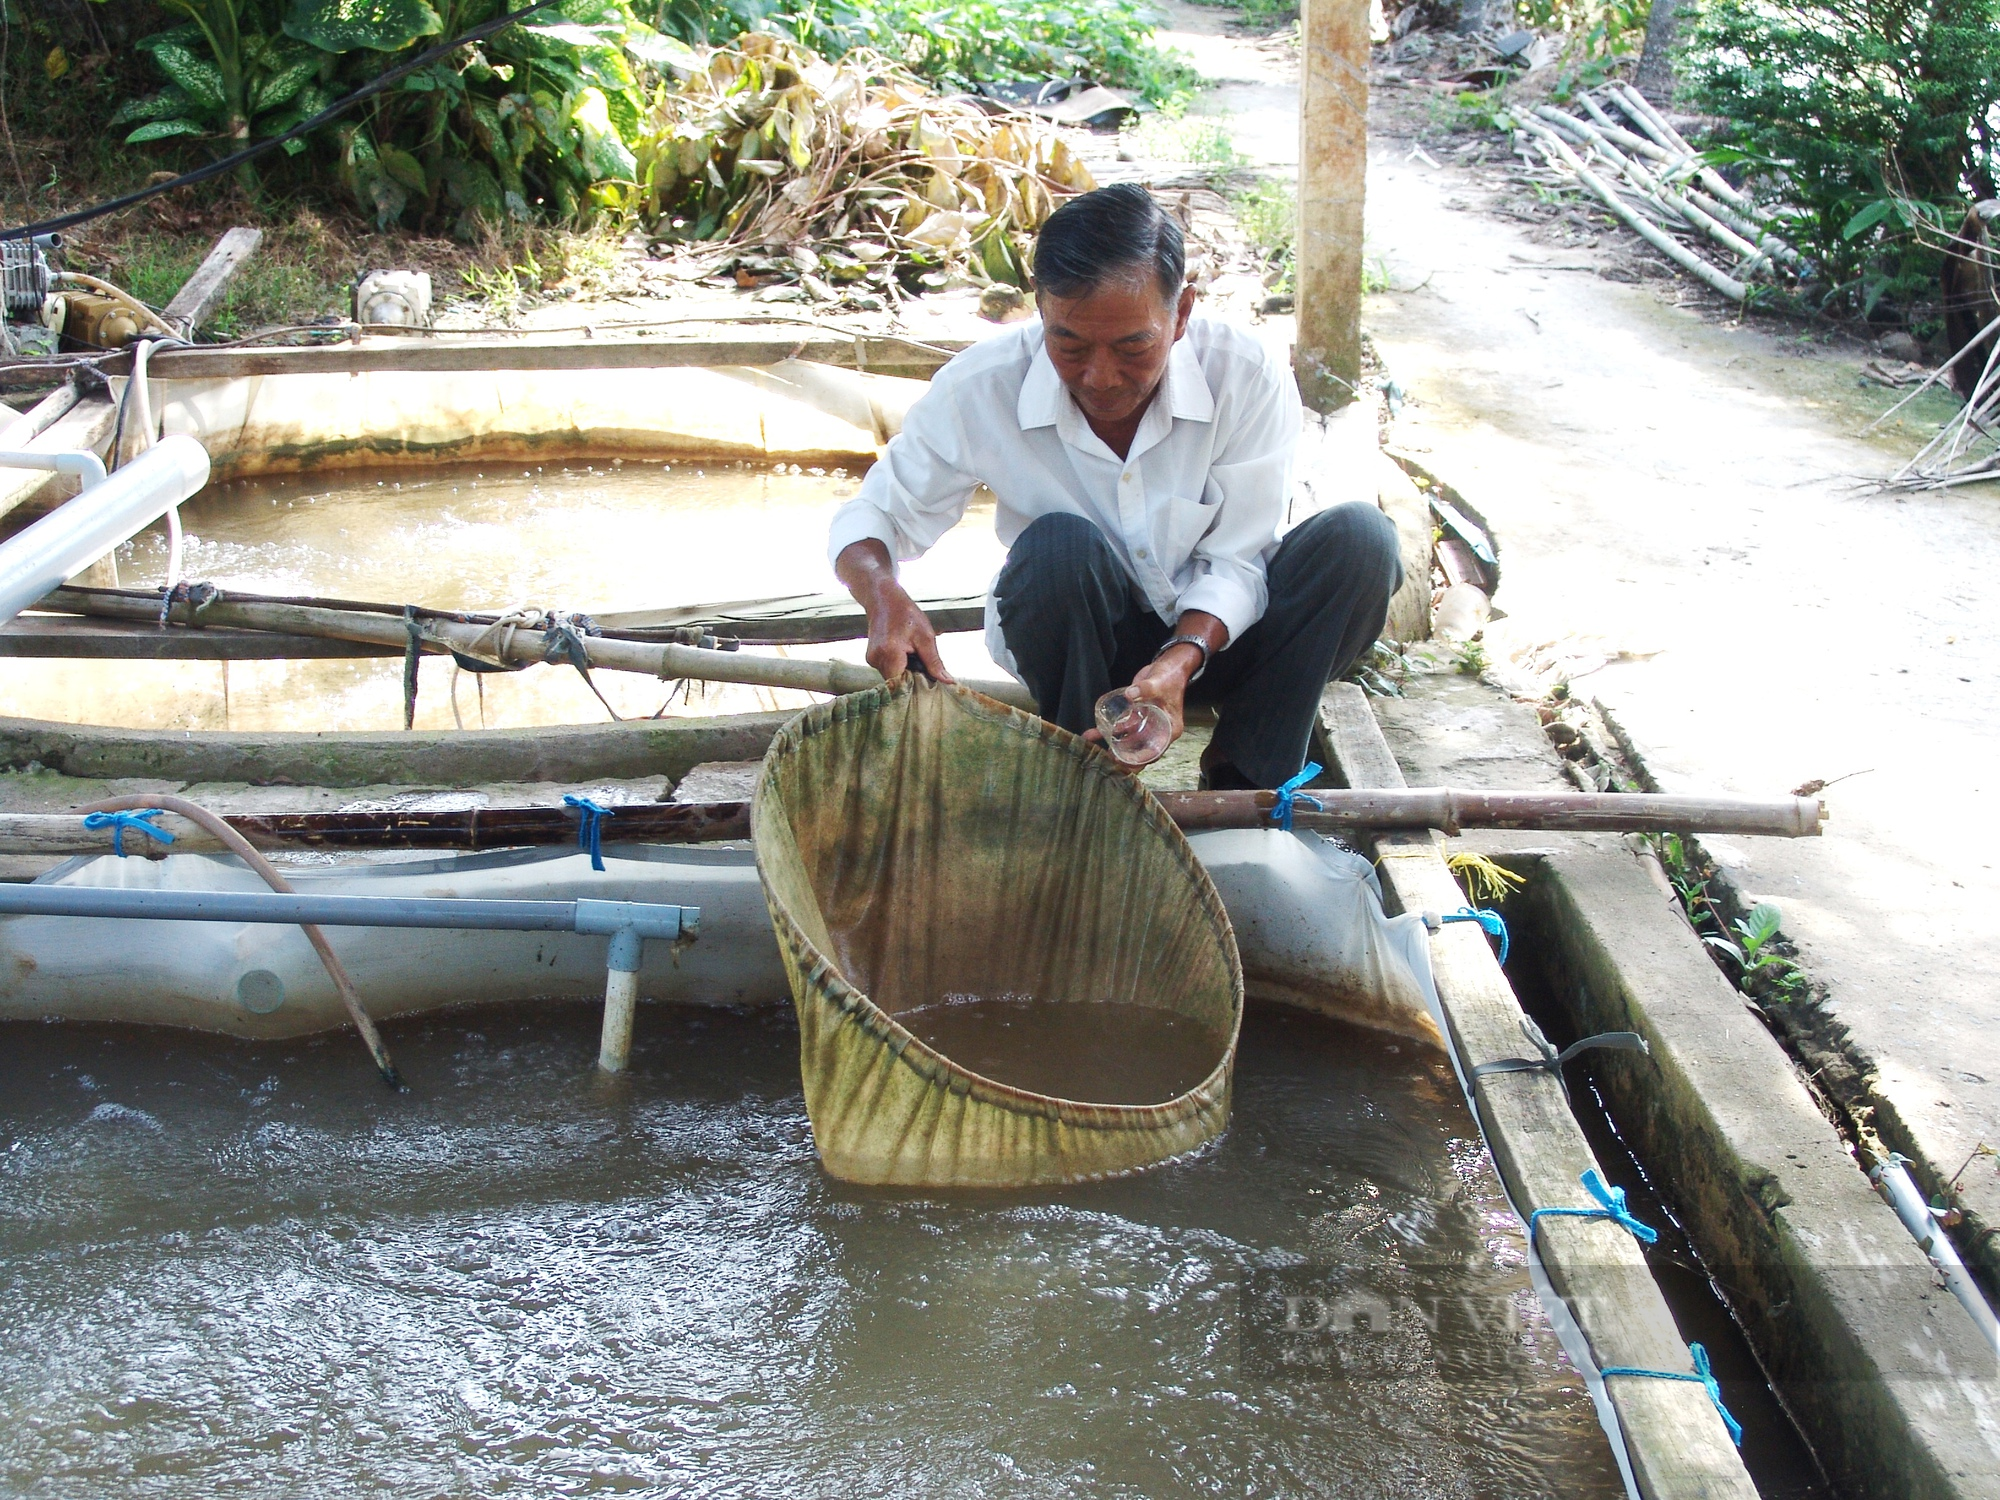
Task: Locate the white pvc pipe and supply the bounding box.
[0,434,209,627]
[0,448,108,490]
[1871,1156,2000,1357]
[598,969,639,1073]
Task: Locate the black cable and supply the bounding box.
[0,0,565,242]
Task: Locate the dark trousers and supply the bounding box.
[994,504,1403,788]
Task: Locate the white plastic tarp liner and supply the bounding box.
[0,845,788,1036]
[1186,828,1440,1044]
[0,829,1441,1047]
[140,359,929,480]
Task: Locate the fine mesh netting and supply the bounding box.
[751,678,1243,1187]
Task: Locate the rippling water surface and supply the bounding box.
[0,1004,1622,1497]
[3,462,1006,731]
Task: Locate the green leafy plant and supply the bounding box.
[1233,176,1294,290]
[105,0,1191,236]
[1517,0,1650,53]
[112,0,653,233]
[1683,0,2000,315]
[1703,901,1791,975]
[650,0,1195,102]
[1658,835,1810,1003]
[324,0,651,232]
[107,2,343,157]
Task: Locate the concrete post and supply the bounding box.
[1295,0,1370,412]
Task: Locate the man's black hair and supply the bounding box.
[1032,183,1185,304]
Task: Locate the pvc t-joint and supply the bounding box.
[604,926,645,975]
[573,897,698,943]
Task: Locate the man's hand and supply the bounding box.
[1082,610,1228,760]
[834,538,955,684]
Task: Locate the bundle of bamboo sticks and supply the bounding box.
[1513,84,1798,304]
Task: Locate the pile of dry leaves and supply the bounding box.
[634,33,1097,308]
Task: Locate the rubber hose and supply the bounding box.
[76,793,402,1089]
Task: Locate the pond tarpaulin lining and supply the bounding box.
[751,677,1244,1187]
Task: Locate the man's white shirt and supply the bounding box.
[825,315,1302,678]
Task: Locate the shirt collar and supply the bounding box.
[1162,334,1215,422]
[1015,326,1217,434]
[1018,335,1063,429]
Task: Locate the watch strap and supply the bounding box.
[1155,633,1212,681]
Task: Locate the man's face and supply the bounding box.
[1039,274,1196,429]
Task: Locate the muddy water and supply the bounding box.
[898,997,1223,1103]
[2,462,1006,732]
[0,1004,1621,1497]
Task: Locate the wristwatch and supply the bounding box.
[1154,634,1212,681]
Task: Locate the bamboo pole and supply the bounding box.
[1294,0,1369,411]
[40,586,1035,709]
[1574,92,1793,267]
[1533,107,1772,274]
[1519,121,1749,302]
[0,787,1825,858]
[1610,83,1763,219]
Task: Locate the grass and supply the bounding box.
[1233,176,1295,290]
[58,198,636,338]
[1127,102,1243,168]
[105,226,352,337]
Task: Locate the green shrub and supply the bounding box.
[653,0,1194,101]
[109,1,651,233]
[1682,0,2000,315]
[107,0,1190,234]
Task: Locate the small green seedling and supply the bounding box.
[1704,902,1790,975]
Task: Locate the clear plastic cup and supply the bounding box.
[1094,689,1173,767]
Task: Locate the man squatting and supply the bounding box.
[829,182,1403,789]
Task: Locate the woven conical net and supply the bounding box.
[752,678,1243,1186]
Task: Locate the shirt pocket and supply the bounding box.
[1155,494,1219,561]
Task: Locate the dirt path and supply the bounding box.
[1165,5,2000,1264]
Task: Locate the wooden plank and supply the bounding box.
[0,381,80,448]
[0,398,117,524]
[0,707,800,788]
[74,331,972,383]
[1295,0,1368,410]
[1320,682,1759,1498]
[162,228,263,335]
[0,615,392,660]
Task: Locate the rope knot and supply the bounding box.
[563,794,613,872]
[1269,762,1323,832]
[1528,1167,1660,1246]
[1440,904,1509,963]
[81,808,174,858]
[1601,1342,1743,1446]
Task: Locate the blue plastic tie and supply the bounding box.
[1442,905,1509,963]
[563,794,613,872]
[1601,1342,1744,1446]
[1528,1168,1659,1245]
[1269,762,1323,832]
[81,809,175,858]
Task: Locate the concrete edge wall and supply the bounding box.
[1517,839,2000,1498]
